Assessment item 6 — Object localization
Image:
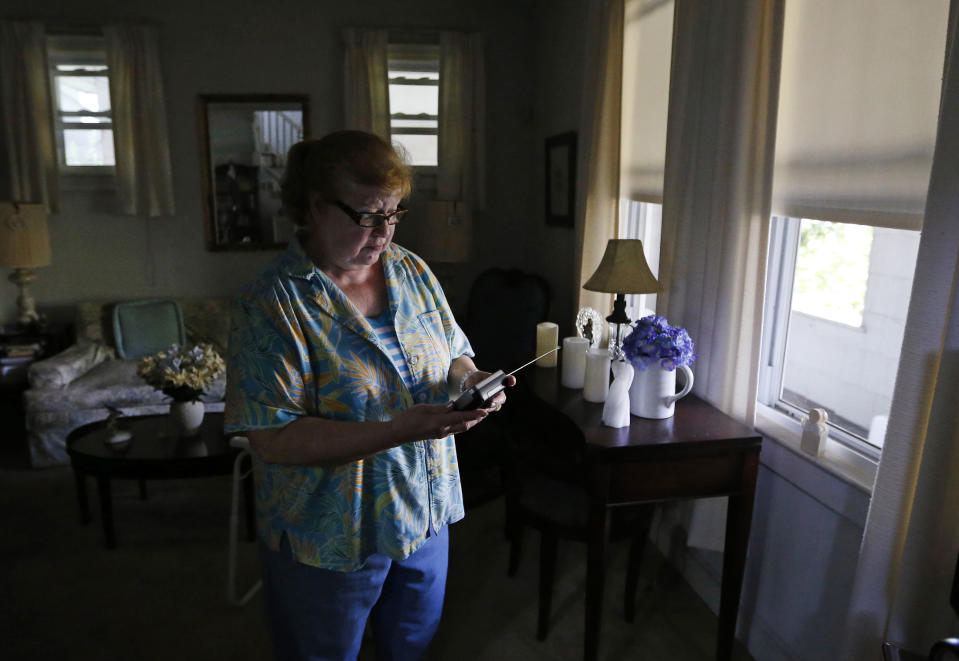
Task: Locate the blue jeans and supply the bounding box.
[259,527,449,661]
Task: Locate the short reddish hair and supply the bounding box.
[281,131,413,227]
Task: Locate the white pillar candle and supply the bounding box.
[561,336,589,388]
[535,322,559,367]
[583,347,610,402]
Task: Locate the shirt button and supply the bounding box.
[409,355,419,366]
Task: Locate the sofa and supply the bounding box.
[24,297,231,468]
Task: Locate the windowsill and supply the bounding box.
[755,403,877,494]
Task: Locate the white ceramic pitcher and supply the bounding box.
[629,364,694,419]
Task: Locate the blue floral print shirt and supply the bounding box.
[225,238,474,571]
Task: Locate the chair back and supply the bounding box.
[464,268,551,370]
[112,299,186,359]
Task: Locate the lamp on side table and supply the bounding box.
[0,202,51,326]
[582,238,659,355]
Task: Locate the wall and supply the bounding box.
[530,0,588,338]
[653,440,871,661]
[0,0,536,325]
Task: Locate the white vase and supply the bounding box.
[602,360,634,428]
[170,400,205,436]
[629,364,694,419]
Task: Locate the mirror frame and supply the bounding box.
[197,93,310,251]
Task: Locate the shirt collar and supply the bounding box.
[279,234,320,280]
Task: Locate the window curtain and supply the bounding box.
[575,0,625,319]
[342,28,390,139]
[842,1,959,656]
[103,24,175,217]
[770,0,946,231]
[0,21,58,212]
[437,31,486,211]
[657,0,783,551]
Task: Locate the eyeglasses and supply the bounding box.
[333,200,408,228]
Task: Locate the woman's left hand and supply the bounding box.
[463,370,516,413]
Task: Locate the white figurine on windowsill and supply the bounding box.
[800,408,829,457]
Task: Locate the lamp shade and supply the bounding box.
[0,203,51,268]
[583,238,659,294]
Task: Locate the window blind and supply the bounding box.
[770,0,949,230]
[620,0,674,204]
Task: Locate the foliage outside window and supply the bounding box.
[792,219,872,327]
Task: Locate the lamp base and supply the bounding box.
[606,293,632,358]
[9,267,40,325]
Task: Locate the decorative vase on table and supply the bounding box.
[170,399,205,436]
[622,314,697,420]
[136,343,225,437]
[628,364,694,419]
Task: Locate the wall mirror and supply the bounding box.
[197,94,309,251]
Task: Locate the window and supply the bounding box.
[387,44,439,168]
[760,216,919,452]
[619,199,662,321]
[47,35,115,170]
[758,0,947,455]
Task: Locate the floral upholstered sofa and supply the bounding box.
[24,298,230,468]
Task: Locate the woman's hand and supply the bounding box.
[390,405,489,443]
[462,370,517,413]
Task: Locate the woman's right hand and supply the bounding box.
[389,404,489,444]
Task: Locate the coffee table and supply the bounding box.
[67,412,254,549]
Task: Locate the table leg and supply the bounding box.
[73,470,91,524]
[717,450,760,661]
[584,505,610,661]
[96,476,116,549]
[241,454,256,542]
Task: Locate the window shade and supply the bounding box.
[771,0,948,230]
[620,0,674,204]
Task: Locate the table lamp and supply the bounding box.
[582,238,660,355]
[0,202,52,326]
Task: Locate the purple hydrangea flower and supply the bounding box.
[622,315,697,371]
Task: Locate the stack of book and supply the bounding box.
[2,342,42,359]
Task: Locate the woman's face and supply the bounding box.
[305,181,401,276]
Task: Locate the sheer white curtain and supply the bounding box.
[575,0,624,317]
[437,31,485,211]
[0,21,58,211]
[658,0,782,550]
[104,24,175,217]
[342,28,390,139]
[842,1,959,656]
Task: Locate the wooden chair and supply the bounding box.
[455,268,551,508]
[505,404,655,642]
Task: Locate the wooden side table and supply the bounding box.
[525,366,763,661]
[67,412,254,549]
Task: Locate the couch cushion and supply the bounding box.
[113,299,185,359]
[180,298,232,353]
[24,359,226,412]
[28,342,114,389]
[74,297,232,353]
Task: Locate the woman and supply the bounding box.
[225,130,511,661]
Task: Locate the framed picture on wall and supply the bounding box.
[544,131,576,227]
